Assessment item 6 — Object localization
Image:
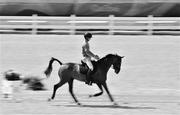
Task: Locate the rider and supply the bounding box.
[82,32,99,85]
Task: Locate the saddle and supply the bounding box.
[79,60,96,75]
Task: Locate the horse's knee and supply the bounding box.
[54,84,59,90]
[69,88,72,93]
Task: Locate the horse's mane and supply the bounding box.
[96,54,115,63]
[100,54,115,61]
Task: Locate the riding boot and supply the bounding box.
[85,69,92,85]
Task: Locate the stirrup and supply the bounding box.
[89,81,92,85]
[85,81,92,85]
[87,81,92,85]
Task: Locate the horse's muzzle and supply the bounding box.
[115,69,120,74]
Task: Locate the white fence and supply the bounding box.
[0,15,180,35]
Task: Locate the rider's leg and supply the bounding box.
[85,59,93,85]
[86,69,92,85]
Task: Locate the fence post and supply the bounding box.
[147,15,153,36]
[70,14,76,35]
[32,14,38,35]
[109,15,114,35]
[179,17,180,30]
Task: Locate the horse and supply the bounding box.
[44,54,124,105]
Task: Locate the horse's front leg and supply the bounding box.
[68,78,81,105]
[89,83,103,97]
[102,82,118,106]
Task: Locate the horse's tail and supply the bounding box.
[44,57,63,78]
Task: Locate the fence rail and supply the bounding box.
[0,15,180,35]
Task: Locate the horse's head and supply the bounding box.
[98,54,124,74]
[111,54,124,74]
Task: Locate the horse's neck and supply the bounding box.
[98,57,113,73]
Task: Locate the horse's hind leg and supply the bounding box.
[89,83,103,97]
[49,80,67,101]
[68,78,80,105]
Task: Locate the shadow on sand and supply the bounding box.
[64,104,156,109]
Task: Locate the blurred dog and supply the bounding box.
[1,69,46,99]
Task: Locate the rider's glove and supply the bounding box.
[94,55,100,60]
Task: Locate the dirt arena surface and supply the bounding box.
[0,91,180,115]
[0,35,180,115]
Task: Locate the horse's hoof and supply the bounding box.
[89,95,93,98]
[113,102,118,106]
[77,102,81,105]
[47,98,52,101]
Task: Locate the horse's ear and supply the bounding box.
[121,56,125,58]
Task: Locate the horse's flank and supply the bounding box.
[58,63,86,82]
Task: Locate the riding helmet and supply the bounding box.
[84,32,92,38]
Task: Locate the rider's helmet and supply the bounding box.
[84,32,92,39]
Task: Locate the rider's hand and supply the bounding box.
[94,55,100,60]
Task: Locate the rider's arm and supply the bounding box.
[82,43,95,57]
[84,46,96,58]
[86,49,100,60]
[87,51,96,58]
[83,43,99,60]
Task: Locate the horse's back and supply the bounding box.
[58,63,86,82]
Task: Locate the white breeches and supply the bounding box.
[82,57,93,70]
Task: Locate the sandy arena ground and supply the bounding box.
[0,34,180,115]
